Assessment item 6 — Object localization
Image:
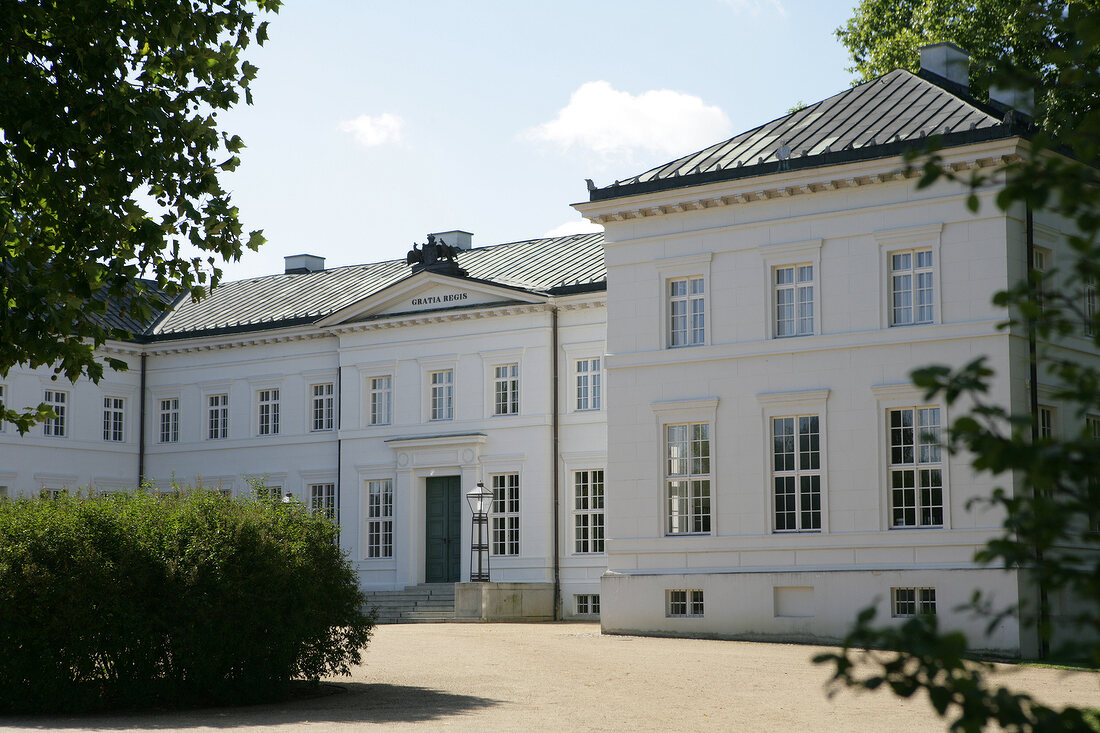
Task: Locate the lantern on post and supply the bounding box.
[466,481,493,582]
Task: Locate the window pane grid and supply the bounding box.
[772,415,821,531]
[668,589,704,617]
[366,479,393,558]
[103,397,125,442]
[666,422,711,535]
[43,390,66,437]
[890,249,934,326]
[310,482,337,520]
[311,383,335,431]
[493,363,519,416]
[207,394,228,440]
[889,407,944,528]
[430,370,453,421]
[258,388,280,435]
[575,358,601,410]
[369,375,392,426]
[574,469,605,553]
[893,587,937,617]
[491,473,520,555]
[669,277,705,347]
[775,264,814,337]
[159,398,179,443]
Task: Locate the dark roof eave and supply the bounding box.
[547,280,607,296]
[587,124,1027,203]
[148,314,324,342]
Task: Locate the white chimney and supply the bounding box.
[430,230,473,250]
[284,254,325,274]
[919,42,970,90]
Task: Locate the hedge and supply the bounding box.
[0,487,374,712]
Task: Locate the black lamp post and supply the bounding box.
[466,481,493,582]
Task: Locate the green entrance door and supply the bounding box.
[425,476,461,583]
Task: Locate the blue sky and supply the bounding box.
[217,0,863,280]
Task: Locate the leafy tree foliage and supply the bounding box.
[836,0,1098,133]
[818,4,1100,732]
[0,1,281,432]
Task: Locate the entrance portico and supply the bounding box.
[384,433,487,588]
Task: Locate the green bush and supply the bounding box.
[0,488,373,713]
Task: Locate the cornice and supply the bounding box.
[577,145,1024,226]
[327,302,552,335]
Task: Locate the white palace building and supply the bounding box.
[2,45,1095,654]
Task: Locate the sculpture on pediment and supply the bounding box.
[406,234,467,276]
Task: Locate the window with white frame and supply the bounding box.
[207,393,228,440]
[43,390,67,437]
[668,277,705,347]
[257,388,280,435]
[575,357,601,411]
[573,469,605,553]
[102,396,125,442]
[310,482,337,521]
[311,383,335,432]
[493,363,519,416]
[575,594,600,615]
[429,369,453,421]
[666,422,711,535]
[889,406,944,528]
[1039,405,1056,439]
[491,473,520,556]
[369,375,392,426]
[667,589,704,617]
[890,249,935,326]
[772,415,821,532]
[0,486,7,500]
[258,484,282,501]
[366,479,393,558]
[159,398,179,443]
[775,264,814,337]
[892,587,936,617]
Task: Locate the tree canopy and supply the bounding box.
[836,0,1098,135]
[1,0,280,432]
[819,3,1100,731]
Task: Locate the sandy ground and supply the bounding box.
[2,622,1098,732]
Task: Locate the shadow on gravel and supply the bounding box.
[0,683,502,729]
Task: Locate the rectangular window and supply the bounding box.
[493,363,519,416]
[0,486,7,500]
[207,393,229,440]
[575,594,600,615]
[775,264,814,337]
[310,482,337,521]
[667,589,704,617]
[159,398,179,443]
[102,397,125,442]
[258,388,280,435]
[669,277,705,347]
[890,249,934,326]
[0,384,6,432]
[889,407,944,528]
[43,390,67,437]
[772,415,821,532]
[666,422,711,535]
[1033,249,1048,313]
[429,369,453,421]
[366,479,393,558]
[1039,405,1055,439]
[369,375,392,426]
[491,473,520,556]
[575,357,602,411]
[311,383,335,432]
[892,587,937,617]
[573,469,605,553]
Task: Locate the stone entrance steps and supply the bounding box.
[363,583,457,624]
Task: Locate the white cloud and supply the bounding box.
[524,81,732,160]
[720,0,787,16]
[338,113,404,147]
[543,218,604,238]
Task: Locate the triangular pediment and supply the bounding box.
[317,271,545,327]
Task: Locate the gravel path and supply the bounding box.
[2,622,1097,732]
